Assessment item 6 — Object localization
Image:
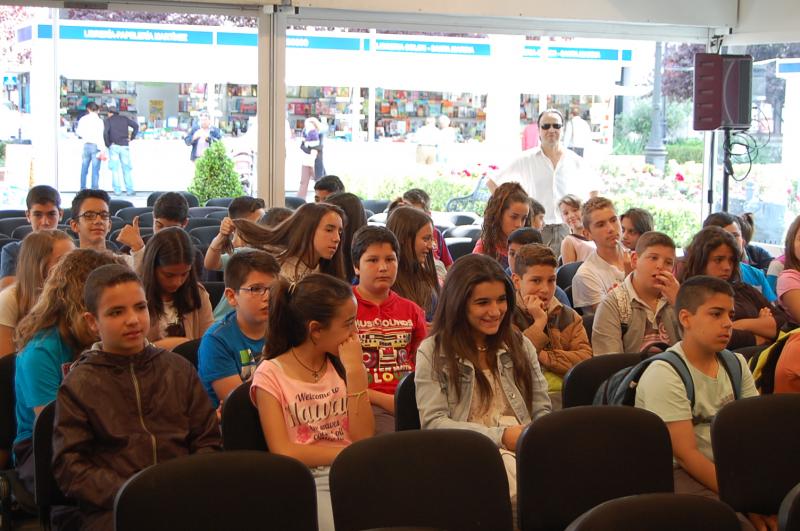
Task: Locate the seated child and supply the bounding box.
[511,244,591,409]
[620,207,654,252]
[634,275,770,530]
[529,198,546,230]
[351,226,427,434]
[558,194,596,265]
[506,228,571,308]
[52,264,220,530]
[592,231,682,355]
[199,249,280,408]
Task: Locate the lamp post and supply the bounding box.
[644,41,667,172]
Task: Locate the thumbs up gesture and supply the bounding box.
[116,215,145,252]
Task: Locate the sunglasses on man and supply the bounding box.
[541,123,562,130]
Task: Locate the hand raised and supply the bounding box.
[116,215,144,252]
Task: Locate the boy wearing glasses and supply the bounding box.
[69,189,115,252]
[0,185,64,289]
[488,108,594,257]
[198,249,279,408]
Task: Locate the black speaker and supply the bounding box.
[693,53,753,131]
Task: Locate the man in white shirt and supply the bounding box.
[489,108,593,257]
[562,108,593,157]
[75,102,106,189]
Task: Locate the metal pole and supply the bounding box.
[722,127,732,212]
[644,41,667,172]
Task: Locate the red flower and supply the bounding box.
[675,172,685,182]
[489,165,498,170]
[463,170,471,177]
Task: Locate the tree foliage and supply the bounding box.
[662,43,705,102]
[64,9,256,27]
[188,141,244,204]
[0,6,45,66]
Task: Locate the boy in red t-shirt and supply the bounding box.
[352,226,427,434]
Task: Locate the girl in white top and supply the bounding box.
[558,194,595,264]
[0,230,74,357]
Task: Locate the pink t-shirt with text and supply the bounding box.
[250,358,351,447]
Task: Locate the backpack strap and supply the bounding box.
[717,349,743,400]
[650,350,695,409]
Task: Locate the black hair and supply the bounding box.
[529,198,545,217]
[537,108,564,127]
[352,225,400,267]
[139,227,202,320]
[703,212,740,231]
[224,249,280,290]
[682,226,741,283]
[26,185,61,210]
[675,275,735,318]
[259,207,294,227]
[313,175,345,194]
[324,192,367,282]
[228,196,266,220]
[84,264,141,316]
[403,188,431,211]
[621,208,655,236]
[507,227,543,246]
[85,101,99,112]
[153,191,189,222]
[71,189,110,219]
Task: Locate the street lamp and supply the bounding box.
[644,41,667,172]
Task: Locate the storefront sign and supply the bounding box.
[524,45,632,61]
[217,32,258,47]
[778,60,800,75]
[21,24,213,45]
[373,39,491,56]
[287,36,363,51]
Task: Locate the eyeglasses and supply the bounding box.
[541,123,562,130]
[238,285,270,297]
[77,210,111,221]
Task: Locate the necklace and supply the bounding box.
[477,345,488,352]
[291,348,326,382]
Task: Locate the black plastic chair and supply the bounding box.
[443,225,482,240]
[137,212,154,227]
[114,451,317,531]
[201,281,226,308]
[561,353,642,408]
[147,191,200,208]
[108,199,134,215]
[284,196,305,210]
[205,210,228,220]
[205,198,233,208]
[780,482,800,531]
[330,430,513,531]
[361,199,390,215]
[191,226,221,248]
[221,381,267,451]
[517,406,674,531]
[445,237,475,262]
[116,206,153,224]
[732,344,764,362]
[9,226,33,240]
[109,215,126,234]
[0,354,16,458]
[556,261,583,292]
[171,339,201,369]
[447,212,481,226]
[0,218,29,238]
[712,394,800,516]
[0,210,25,221]
[565,493,740,531]
[186,218,220,231]
[188,206,227,218]
[108,227,153,244]
[581,313,594,343]
[33,402,76,530]
[394,373,420,431]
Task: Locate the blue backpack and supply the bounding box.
[593,350,744,408]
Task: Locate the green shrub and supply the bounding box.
[348,174,478,214]
[0,142,5,167]
[666,139,704,164]
[188,141,243,205]
[616,196,700,248]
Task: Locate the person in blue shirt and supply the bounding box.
[198,249,280,408]
[13,249,123,494]
[703,212,777,302]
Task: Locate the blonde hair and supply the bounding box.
[15,230,74,318]
[15,249,125,353]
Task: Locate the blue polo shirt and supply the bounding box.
[14,327,74,445]
[198,311,264,408]
[740,262,777,302]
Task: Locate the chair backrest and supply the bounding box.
[191,227,221,248]
[109,215,126,234]
[447,212,481,226]
[284,196,306,209]
[147,191,200,208]
[561,353,642,408]
[171,339,201,369]
[445,237,475,262]
[361,199,390,215]
[780,482,800,531]
[0,354,16,454]
[116,206,153,224]
[33,401,74,526]
[221,382,268,451]
[330,429,513,531]
[108,199,134,215]
[205,198,234,208]
[201,281,226,308]
[114,451,317,531]
[517,406,674,531]
[443,225,482,241]
[581,313,594,343]
[137,212,154,227]
[10,225,33,240]
[0,210,26,221]
[188,206,227,218]
[556,261,583,291]
[712,394,800,515]
[565,493,740,531]
[205,210,228,220]
[0,217,29,238]
[109,227,154,244]
[185,218,220,231]
[394,373,420,431]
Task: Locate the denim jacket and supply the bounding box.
[414,335,552,448]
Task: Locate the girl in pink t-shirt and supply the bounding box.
[250,273,373,531]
